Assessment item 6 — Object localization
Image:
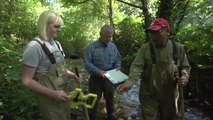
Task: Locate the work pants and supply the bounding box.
[88,76,115,120]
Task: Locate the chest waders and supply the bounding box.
[34,40,70,120]
[139,40,179,120]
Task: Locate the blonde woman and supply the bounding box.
[21,10,81,120]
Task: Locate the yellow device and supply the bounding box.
[68,88,97,109]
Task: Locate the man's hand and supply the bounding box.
[116,83,131,95]
[177,76,188,87]
[0,115,3,120]
[97,70,106,78]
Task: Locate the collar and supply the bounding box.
[98,39,108,47]
[153,39,169,49]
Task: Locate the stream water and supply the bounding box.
[71,81,212,120]
[113,82,212,120]
[70,59,213,120]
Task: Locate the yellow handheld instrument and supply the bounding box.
[68,88,97,109]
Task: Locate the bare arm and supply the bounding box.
[65,69,82,83]
[21,65,69,101]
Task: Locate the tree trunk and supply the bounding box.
[108,0,113,26]
[157,0,173,20]
[140,0,152,42]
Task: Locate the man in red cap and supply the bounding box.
[117,18,190,120]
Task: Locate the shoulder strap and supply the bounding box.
[34,39,56,64]
[149,40,178,64]
[149,42,156,64]
[171,40,178,65]
[55,40,64,56]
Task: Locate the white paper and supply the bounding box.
[104,69,129,85]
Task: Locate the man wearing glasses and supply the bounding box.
[118,18,190,120]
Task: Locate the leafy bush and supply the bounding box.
[178,24,213,69]
[114,18,145,73]
[0,36,38,120]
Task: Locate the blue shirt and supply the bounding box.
[84,40,121,76]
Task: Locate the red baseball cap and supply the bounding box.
[146,18,170,32]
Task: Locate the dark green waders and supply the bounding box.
[139,61,179,120]
[34,63,70,120]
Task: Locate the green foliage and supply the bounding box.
[114,18,145,73]
[0,36,38,120]
[0,0,212,119]
[177,0,213,69]
[61,0,109,20]
[178,26,213,69]
[0,0,39,41]
[57,2,110,57]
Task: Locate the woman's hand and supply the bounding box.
[73,74,83,84]
[66,69,82,83]
[53,90,69,102]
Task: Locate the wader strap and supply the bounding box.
[172,40,178,65]
[34,39,56,64]
[55,41,64,56]
[149,42,156,64]
[149,40,178,64]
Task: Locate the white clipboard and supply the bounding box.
[104,69,129,87]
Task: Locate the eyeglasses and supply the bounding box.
[53,25,61,29]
